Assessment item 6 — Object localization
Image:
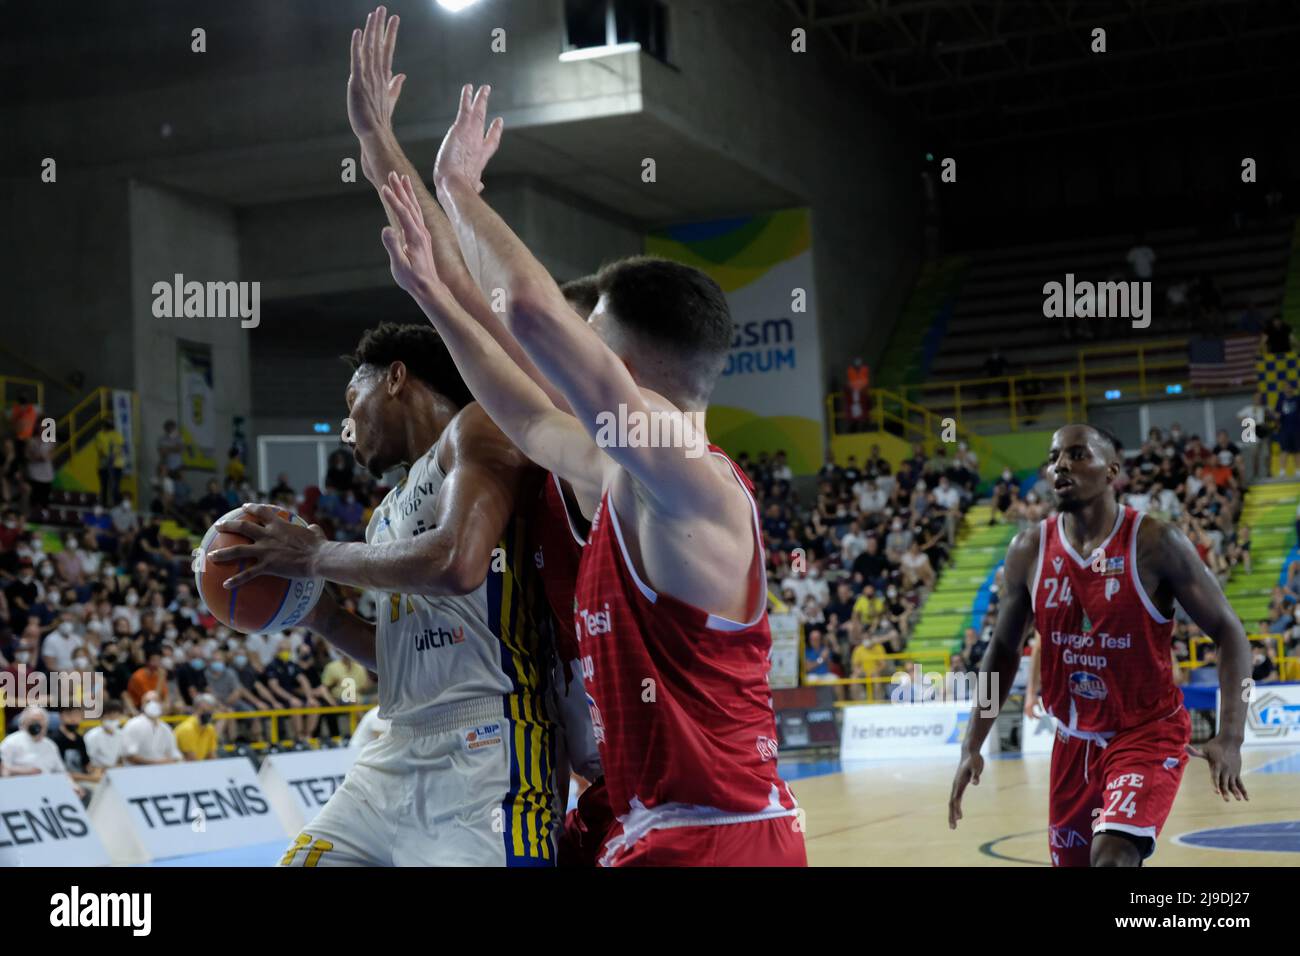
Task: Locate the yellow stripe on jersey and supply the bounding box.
[504,693,555,861]
[492,516,549,696]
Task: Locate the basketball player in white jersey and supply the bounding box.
[212,323,558,867]
[335,6,603,811]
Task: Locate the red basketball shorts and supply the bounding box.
[558,777,617,868]
[601,814,808,867]
[1048,706,1191,867]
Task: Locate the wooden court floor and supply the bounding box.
[792,748,1300,866]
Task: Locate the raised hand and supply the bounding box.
[378,171,440,299]
[348,6,405,141]
[433,84,504,195]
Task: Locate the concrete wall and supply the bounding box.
[0,177,134,420]
[9,0,922,485]
[646,0,922,376]
[127,181,252,492]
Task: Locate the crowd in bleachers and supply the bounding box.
[2,389,1296,789]
[738,416,1297,695]
[737,442,980,698]
[0,410,382,788]
[154,424,386,546]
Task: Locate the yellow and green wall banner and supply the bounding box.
[178,342,217,470]
[646,209,825,473]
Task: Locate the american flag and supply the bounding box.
[1188,335,1258,388]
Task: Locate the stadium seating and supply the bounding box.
[910,503,1016,658]
[1224,478,1300,625]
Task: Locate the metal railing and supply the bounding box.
[52,386,114,470]
[1186,634,1297,681]
[827,386,993,462]
[833,335,1255,436]
[80,703,375,749]
[801,649,958,702]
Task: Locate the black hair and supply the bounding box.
[594,255,732,404]
[1088,424,1123,459]
[596,255,731,359]
[560,275,600,316]
[344,322,474,410]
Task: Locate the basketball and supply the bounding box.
[195,505,324,634]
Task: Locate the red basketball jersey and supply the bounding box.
[1031,505,1181,733]
[527,471,587,665]
[572,448,798,837]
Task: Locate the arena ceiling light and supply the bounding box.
[436,0,481,12]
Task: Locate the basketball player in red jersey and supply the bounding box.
[949,424,1251,866]
[370,88,804,864]
[343,6,606,856]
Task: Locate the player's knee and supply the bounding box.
[1090,833,1141,867]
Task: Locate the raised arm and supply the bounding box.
[433,112,730,517]
[347,7,567,409]
[1142,517,1250,801]
[210,404,543,596]
[949,525,1039,829]
[378,172,609,498]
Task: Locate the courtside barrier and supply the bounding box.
[87,757,282,865]
[259,747,358,835]
[0,773,110,866]
[1223,682,1300,748]
[840,699,999,760]
[1021,712,1058,755]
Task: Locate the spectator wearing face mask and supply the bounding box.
[294,639,337,738]
[5,559,39,631]
[1,707,73,785]
[1,631,37,719]
[1251,643,1278,683]
[84,699,127,774]
[29,563,60,625]
[230,649,275,743]
[174,693,220,761]
[168,585,201,629]
[884,518,912,564]
[322,654,375,705]
[883,585,912,641]
[54,534,85,587]
[206,649,262,742]
[41,615,85,671]
[176,644,209,708]
[112,588,142,633]
[83,502,115,556]
[126,653,168,710]
[50,705,93,781]
[263,639,307,741]
[120,690,181,765]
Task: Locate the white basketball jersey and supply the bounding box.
[366,436,551,726]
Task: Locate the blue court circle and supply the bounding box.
[1177,821,1300,854]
